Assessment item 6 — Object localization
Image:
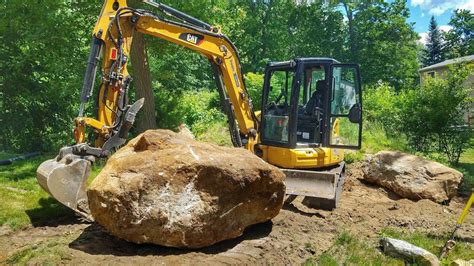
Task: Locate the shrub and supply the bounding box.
[363,83,401,134]
[399,63,472,164]
[244,72,264,111]
[152,86,228,141]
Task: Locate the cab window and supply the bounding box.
[262,70,294,143]
[296,66,326,144]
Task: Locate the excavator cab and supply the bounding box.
[258,58,362,209]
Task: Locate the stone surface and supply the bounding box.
[88,129,285,249]
[452,259,474,266]
[362,151,462,203]
[380,237,440,266]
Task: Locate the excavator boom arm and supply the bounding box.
[80,0,258,150]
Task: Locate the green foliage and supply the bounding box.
[363,65,472,164]
[179,90,226,136]
[195,121,232,147]
[348,0,419,89]
[152,86,231,145]
[244,72,264,111]
[0,0,427,153]
[0,1,98,152]
[399,64,472,163]
[289,3,345,60]
[457,146,474,195]
[363,83,401,134]
[423,16,445,66]
[444,9,474,59]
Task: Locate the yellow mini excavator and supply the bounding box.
[37,0,363,219]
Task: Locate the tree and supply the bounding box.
[0,0,98,151]
[444,9,474,59]
[130,31,157,133]
[223,0,295,72]
[129,0,157,133]
[349,0,419,88]
[423,16,445,66]
[399,64,472,163]
[289,2,345,60]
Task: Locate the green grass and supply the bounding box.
[309,229,474,265]
[310,231,402,266]
[456,147,474,195]
[195,121,233,146]
[6,236,73,265]
[345,122,410,163]
[0,153,102,230]
[380,227,474,265]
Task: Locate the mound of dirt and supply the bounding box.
[362,151,462,203]
[87,129,286,249]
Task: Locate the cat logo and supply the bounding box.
[179,33,204,46]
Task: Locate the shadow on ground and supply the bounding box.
[26,197,81,227]
[69,220,272,256]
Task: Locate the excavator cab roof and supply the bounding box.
[266,57,341,68]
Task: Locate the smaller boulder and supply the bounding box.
[452,259,474,266]
[363,151,462,203]
[380,237,439,266]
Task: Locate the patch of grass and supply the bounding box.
[6,238,72,265]
[380,227,474,265]
[312,231,403,266]
[345,122,410,164]
[0,153,103,230]
[456,146,474,195]
[195,121,233,146]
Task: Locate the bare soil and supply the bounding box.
[1,164,473,264]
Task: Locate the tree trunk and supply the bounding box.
[130,30,157,132]
[343,1,356,62]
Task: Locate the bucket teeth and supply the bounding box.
[36,154,93,221]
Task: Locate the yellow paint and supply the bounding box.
[259,145,343,169]
[457,193,473,225]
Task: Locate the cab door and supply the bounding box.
[324,64,362,149]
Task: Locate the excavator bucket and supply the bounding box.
[282,162,345,210]
[36,154,93,220]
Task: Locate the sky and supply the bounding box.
[406,0,474,44]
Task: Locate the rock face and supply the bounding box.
[380,237,439,266]
[363,151,462,203]
[88,129,285,249]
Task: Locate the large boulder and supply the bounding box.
[87,129,285,249]
[362,151,462,203]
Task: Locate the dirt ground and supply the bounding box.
[1,164,473,264]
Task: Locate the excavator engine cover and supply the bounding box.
[282,162,345,210]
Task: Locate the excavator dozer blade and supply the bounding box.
[282,162,345,210]
[36,155,93,220]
